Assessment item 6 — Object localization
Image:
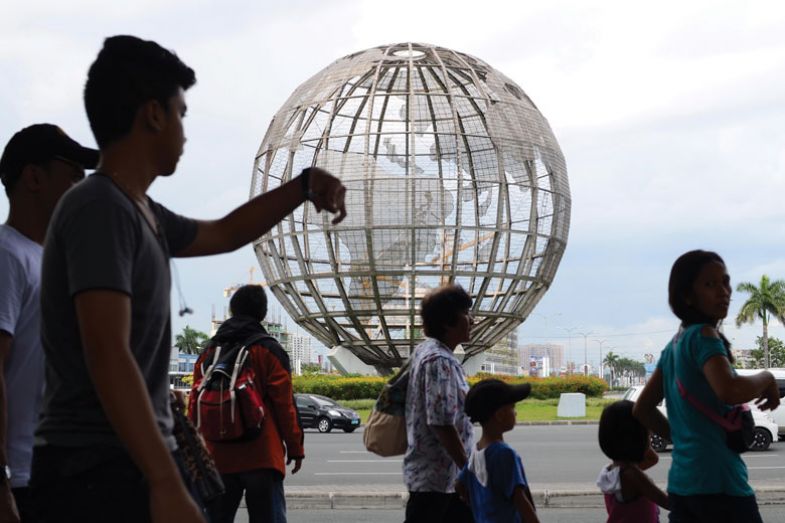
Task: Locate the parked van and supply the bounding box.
[735,368,785,439]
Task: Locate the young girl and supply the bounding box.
[634,250,780,523]
[597,400,669,522]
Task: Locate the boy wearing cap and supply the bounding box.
[459,379,540,523]
[0,124,98,523]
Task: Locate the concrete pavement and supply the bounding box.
[277,423,785,510]
[282,483,785,510]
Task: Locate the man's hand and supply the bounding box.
[1,483,20,523]
[149,480,205,523]
[306,168,347,225]
[287,455,303,474]
[455,480,470,506]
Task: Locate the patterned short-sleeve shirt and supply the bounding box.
[403,337,474,492]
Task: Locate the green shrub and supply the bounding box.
[293,373,607,400]
[293,375,386,400]
[468,373,607,399]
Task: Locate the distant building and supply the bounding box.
[480,332,520,376]
[732,348,756,369]
[169,350,199,391]
[519,343,565,376]
[288,333,313,375]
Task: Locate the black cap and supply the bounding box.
[464,379,531,423]
[0,124,99,191]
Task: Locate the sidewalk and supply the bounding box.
[283,483,785,510]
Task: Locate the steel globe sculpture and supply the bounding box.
[252,42,570,372]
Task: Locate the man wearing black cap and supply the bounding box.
[0,124,98,523]
[458,379,539,523]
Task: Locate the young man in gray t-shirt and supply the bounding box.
[0,124,98,523]
[30,36,346,523]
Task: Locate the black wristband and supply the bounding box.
[300,168,312,201]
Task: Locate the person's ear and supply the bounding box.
[20,164,45,193]
[142,99,167,133]
[683,291,693,307]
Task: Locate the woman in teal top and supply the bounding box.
[633,250,780,523]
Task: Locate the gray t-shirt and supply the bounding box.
[0,225,44,487]
[37,174,197,450]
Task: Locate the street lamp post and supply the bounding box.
[575,330,593,376]
[561,326,577,374]
[594,339,607,380]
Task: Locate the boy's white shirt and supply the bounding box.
[467,444,489,487]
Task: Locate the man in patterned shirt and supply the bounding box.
[403,284,475,522]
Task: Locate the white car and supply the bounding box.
[735,369,785,439]
[623,385,779,452]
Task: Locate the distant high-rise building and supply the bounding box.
[288,333,312,368]
[481,333,520,376]
[519,343,565,376]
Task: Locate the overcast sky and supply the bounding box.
[2,0,784,368]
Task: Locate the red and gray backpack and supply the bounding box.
[189,334,275,442]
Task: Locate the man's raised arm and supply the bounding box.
[177,168,346,258]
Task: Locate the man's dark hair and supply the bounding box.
[420,284,472,341]
[230,285,268,322]
[668,249,733,361]
[598,400,648,463]
[84,35,196,148]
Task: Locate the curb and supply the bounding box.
[284,487,785,510]
[516,420,599,426]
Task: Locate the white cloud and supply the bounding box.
[2,1,785,356]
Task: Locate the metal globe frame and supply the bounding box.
[252,42,571,371]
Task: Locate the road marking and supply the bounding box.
[314,472,402,476]
[327,459,402,463]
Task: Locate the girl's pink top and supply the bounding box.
[597,465,659,523]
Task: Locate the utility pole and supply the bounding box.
[562,326,578,374]
[576,330,593,376]
[594,339,607,380]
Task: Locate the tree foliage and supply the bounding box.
[735,275,785,368]
[751,336,785,368]
[174,325,210,355]
[602,351,645,387]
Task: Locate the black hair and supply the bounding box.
[598,400,648,463]
[84,35,196,148]
[668,249,733,361]
[420,284,472,341]
[230,285,268,322]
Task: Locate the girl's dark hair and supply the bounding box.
[420,284,472,341]
[598,400,648,462]
[668,249,733,362]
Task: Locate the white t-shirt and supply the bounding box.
[0,224,44,488]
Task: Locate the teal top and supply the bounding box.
[657,324,752,496]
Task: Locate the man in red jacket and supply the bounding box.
[192,284,304,523]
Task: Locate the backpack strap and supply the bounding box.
[675,378,744,431]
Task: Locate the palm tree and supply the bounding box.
[603,351,620,387]
[174,325,210,355]
[735,275,785,368]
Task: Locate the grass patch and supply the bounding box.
[515,397,614,422]
[335,397,614,425]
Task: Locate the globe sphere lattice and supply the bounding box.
[252,42,571,371]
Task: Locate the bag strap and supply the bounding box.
[675,378,745,431]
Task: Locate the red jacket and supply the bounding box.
[191,340,304,476]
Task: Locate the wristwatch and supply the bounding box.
[1,465,10,482]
